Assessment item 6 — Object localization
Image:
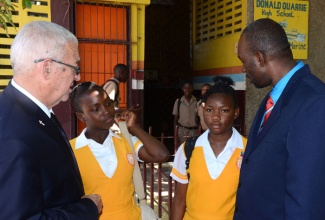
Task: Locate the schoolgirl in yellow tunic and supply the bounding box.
[70,129,141,219]
[69,82,169,220]
[170,76,247,220]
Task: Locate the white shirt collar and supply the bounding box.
[75,128,123,178]
[196,127,244,151]
[11,79,52,118]
[75,128,121,149]
[196,127,244,179]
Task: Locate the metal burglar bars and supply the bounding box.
[142,126,176,219]
[141,125,202,219]
[74,0,130,133]
[74,0,130,103]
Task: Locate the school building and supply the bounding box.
[0,0,324,140]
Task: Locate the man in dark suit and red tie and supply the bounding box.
[235,18,325,219]
[0,21,102,219]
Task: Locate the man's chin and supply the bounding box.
[61,94,70,102]
[253,82,269,89]
[247,78,261,88]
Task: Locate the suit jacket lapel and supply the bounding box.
[256,65,308,144]
[5,82,82,182]
[41,112,82,181]
[245,65,310,157]
[256,97,282,143]
[247,91,286,156]
[245,95,268,157]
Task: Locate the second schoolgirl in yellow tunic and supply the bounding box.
[70,129,142,220]
[171,128,246,219]
[170,76,247,220]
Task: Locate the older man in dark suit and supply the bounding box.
[0,21,102,219]
[234,18,325,220]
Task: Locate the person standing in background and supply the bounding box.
[102,63,129,112]
[0,21,102,219]
[173,80,198,145]
[234,18,325,219]
[103,64,129,133]
[196,83,211,132]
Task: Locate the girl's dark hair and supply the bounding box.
[70,81,101,112]
[202,83,212,88]
[201,76,238,108]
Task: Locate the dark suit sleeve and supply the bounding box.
[0,139,98,220]
[285,95,325,219]
[42,198,98,219]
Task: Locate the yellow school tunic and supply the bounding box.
[70,134,141,220]
[171,128,246,220]
[185,144,245,220]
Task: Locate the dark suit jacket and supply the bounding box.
[234,65,325,220]
[0,82,98,219]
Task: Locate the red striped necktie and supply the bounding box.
[260,96,274,130]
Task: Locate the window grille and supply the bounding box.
[194,0,243,44]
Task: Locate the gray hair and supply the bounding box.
[10,21,78,73]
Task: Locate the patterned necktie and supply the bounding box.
[261,96,274,129]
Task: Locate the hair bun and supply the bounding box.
[212,76,234,86]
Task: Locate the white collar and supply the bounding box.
[75,128,121,149]
[196,127,244,151]
[196,127,245,179]
[11,79,52,118]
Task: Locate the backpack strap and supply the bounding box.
[177,98,181,116]
[184,136,199,179]
[102,79,119,105]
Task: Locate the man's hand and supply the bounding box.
[82,194,103,213]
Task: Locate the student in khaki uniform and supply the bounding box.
[69,82,170,220]
[196,83,211,132]
[170,77,247,220]
[102,64,129,133]
[173,80,198,145]
[102,64,129,111]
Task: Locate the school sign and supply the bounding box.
[254,0,309,59]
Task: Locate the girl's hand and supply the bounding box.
[118,111,137,128]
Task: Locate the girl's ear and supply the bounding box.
[234,107,240,120]
[76,112,86,122]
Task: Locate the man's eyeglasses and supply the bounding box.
[34,58,80,75]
